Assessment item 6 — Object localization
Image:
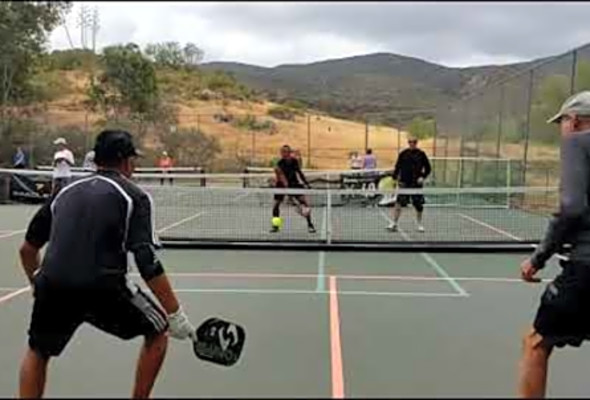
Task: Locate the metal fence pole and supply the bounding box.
[522,69,535,187]
[495,84,505,158]
[364,118,369,151]
[307,113,311,168]
[251,130,256,165]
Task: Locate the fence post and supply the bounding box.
[522,69,535,187]
[251,130,256,166]
[432,119,438,184]
[570,49,578,95]
[307,113,311,168]
[496,84,504,158]
[364,118,369,151]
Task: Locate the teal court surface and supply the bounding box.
[1,204,590,397]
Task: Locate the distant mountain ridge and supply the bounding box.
[201,51,545,122]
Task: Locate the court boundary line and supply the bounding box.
[156,192,251,234]
[168,288,469,297]
[378,209,469,297]
[0,286,30,304]
[157,212,205,234]
[139,271,549,283]
[317,206,328,292]
[329,276,345,399]
[0,284,473,298]
[458,213,523,241]
[457,213,568,262]
[0,229,26,240]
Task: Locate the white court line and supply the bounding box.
[317,205,327,292]
[378,209,469,297]
[0,286,30,304]
[157,191,251,234]
[0,229,26,240]
[157,212,205,234]
[172,288,467,297]
[458,213,522,241]
[458,213,569,262]
[137,271,551,283]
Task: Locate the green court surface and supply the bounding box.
[2,204,590,397]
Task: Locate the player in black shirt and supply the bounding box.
[18,130,196,398]
[271,145,316,233]
[387,137,431,232]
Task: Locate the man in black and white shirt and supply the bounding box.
[18,130,195,398]
[52,137,75,195]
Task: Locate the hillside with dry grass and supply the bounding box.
[30,68,420,171]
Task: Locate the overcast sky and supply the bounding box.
[49,1,590,68]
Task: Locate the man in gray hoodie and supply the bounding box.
[519,91,590,398]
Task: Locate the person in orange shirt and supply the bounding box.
[158,151,174,185]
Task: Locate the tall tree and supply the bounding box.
[88,43,159,121]
[0,1,71,109]
[145,41,204,69]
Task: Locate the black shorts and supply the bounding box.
[52,177,72,196]
[533,260,590,348]
[28,274,168,358]
[397,182,425,209]
[274,183,306,204]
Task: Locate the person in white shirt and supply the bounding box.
[349,151,363,170]
[52,137,75,195]
[83,150,96,171]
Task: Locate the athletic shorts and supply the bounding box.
[534,260,590,348]
[397,182,425,209]
[52,177,72,196]
[274,183,306,204]
[28,274,168,358]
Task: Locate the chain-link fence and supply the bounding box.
[435,43,590,191]
[5,44,588,177]
[2,106,438,172]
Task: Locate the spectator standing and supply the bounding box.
[52,138,75,195]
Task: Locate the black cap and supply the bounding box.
[93,130,140,164]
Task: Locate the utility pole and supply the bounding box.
[77,5,91,50]
[91,7,100,54]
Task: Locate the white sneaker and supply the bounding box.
[417,225,425,232]
[387,223,398,232]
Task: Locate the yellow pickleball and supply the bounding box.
[272,217,283,228]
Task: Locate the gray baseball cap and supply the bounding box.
[547,91,590,123]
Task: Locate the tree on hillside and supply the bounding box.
[529,74,570,144]
[183,43,204,66]
[145,42,204,69]
[0,1,71,109]
[156,128,221,168]
[88,43,159,124]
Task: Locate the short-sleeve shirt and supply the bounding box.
[363,154,377,170]
[276,158,302,188]
[53,149,75,178]
[25,169,160,287]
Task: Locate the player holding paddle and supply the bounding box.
[271,144,316,233]
[387,137,431,233]
[18,130,244,399]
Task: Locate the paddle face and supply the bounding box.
[193,318,246,367]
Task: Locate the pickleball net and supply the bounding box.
[0,168,556,251]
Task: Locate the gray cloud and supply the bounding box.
[50,2,590,67]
